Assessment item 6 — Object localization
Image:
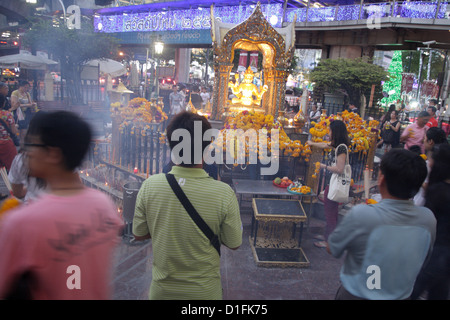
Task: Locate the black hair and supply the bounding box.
[428,99,437,105]
[18,80,30,87]
[408,145,422,155]
[380,149,427,199]
[166,111,212,167]
[418,111,430,118]
[329,119,350,148]
[26,111,92,171]
[427,143,450,187]
[427,106,437,114]
[425,127,448,146]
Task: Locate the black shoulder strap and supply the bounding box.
[165,173,220,256]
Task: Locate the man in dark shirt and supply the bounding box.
[187,85,203,109]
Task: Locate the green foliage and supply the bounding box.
[22,16,119,103]
[402,50,445,82]
[309,57,389,108]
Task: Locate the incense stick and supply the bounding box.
[0,167,12,193]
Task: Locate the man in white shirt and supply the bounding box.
[169,86,184,116]
[200,86,210,109]
[309,105,321,122]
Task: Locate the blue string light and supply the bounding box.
[284,1,448,23]
[94,2,449,34]
[94,4,284,33]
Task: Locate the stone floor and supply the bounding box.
[111,199,345,300]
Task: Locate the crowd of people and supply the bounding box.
[304,97,449,300]
[169,84,211,118]
[0,87,448,300]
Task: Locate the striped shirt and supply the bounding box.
[133,166,242,300]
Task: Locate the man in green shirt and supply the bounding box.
[133,111,242,300]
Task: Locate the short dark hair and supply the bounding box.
[166,111,212,167]
[380,149,427,199]
[26,111,92,171]
[428,99,437,105]
[408,145,422,155]
[329,119,350,148]
[427,106,436,114]
[418,111,430,118]
[426,127,448,145]
[18,80,30,87]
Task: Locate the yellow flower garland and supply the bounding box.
[309,110,379,154]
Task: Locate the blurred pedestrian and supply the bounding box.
[0,90,18,171]
[10,80,37,143]
[426,106,438,128]
[8,150,47,203]
[379,110,401,152]
[188,85,203,109]
[400,110,430,154]
[200,86,210,109]
[0,82,11,111]
[169,86,184,117]
[309,104,321,123]
[378,104,396,126]
[328,149,436,300]
[133,111,242,300]
[414,127,448,206]
[307,120,350,248]
[411,144,450,300]
[0,111,122,300]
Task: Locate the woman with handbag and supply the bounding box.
[307,120,350,248]
[0,98,18,171]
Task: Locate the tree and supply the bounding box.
[22,15,119,104]
[309,57,389,109]
[402,50,445,82]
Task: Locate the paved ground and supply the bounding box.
[111,198,345,300]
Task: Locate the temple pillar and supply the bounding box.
[212,63,233,120]
[263,68,275,114]
[274,69,288,115]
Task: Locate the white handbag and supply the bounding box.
[327,144,351,203]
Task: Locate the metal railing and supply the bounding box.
[37,81,107,105]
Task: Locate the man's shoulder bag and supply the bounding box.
[165,173,221,256]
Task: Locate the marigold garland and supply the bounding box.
[215,110,312,161]
[0,197,21,217]
[309,110,379,154]
[116,97,168,126]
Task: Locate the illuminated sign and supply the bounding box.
[94,4,283,33]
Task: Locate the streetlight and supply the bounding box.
[154,39,164,55]
[153,36,164,98]
[143,36,164,99]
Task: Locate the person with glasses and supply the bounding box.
[0,111,122,300]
